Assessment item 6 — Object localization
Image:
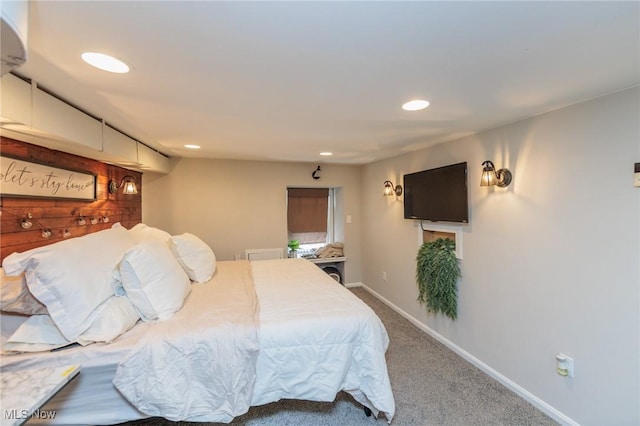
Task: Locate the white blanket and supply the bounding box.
[250,259,395,422]
[113,260,260,422]
[1,259,395,424]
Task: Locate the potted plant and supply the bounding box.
[287,240,300,258]
[416,238,461,320]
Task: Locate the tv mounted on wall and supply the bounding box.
[403,162,469,223]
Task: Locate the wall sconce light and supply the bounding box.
[480,161,512,188]
[383,180,403,196]
[108,176,138,195]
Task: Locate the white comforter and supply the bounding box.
[113,260,260,422]
[251,259,395,421]
[1,259,395,424]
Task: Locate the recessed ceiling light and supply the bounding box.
[81,52,130,73]
[184,144,201,149]
[402,99,430,111]
[320,152,333,156]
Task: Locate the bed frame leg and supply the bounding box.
[363,406,372,417]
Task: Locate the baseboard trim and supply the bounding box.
[360,283,578,426]
[345,281,363,289]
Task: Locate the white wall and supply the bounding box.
[142,159,363,283]
[361,87,640,424]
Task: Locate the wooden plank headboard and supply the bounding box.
[0,136,142,262]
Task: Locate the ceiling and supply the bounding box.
[12,1,640,164]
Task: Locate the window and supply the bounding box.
[287,187,335,254]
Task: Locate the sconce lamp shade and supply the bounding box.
[383,181,394,196]
[122,180,138,195]
[109,176,138,194]
[383,180,403,196]
[480,161,512,188]
[480,161,498,186]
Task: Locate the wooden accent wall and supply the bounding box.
[0,137,142,261]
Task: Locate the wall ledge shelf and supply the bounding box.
[306,256,347,264]
[417,222,464,260]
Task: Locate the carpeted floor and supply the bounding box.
[121,287,557,426]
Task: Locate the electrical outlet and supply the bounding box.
[382,272,387,281]
[556,353,574,378]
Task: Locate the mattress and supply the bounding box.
[0,258,395,424]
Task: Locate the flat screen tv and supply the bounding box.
[403,162,468,223]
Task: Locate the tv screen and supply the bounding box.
[403,162,468,223]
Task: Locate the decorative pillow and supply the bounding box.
[170,233,216,283]
[77,296,140,345]
[128,223,172,246]
[2,226,137,341]
[118,241,191,321]
[0,268,47,315]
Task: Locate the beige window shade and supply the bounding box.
[287,188,329,244]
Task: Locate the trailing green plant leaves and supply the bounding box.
[416,238,461,320]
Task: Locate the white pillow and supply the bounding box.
[129,223,172,246]
[2,226,136,341]
[2,296,140,353]
[8,314,69,345]
[0,268,47,315]
[2,341,71,354]
[118,241,191,321]
[170,233,216,283]
[77,296,140,345]
[3,314,71,353]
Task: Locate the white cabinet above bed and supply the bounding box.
[0,73,31,126]
[0,73,170,173]
[102,125,139,165]
[32,86,103,151]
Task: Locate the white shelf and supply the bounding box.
[418,223,463,260]
[306,256,346,264]
[306,257,347,284]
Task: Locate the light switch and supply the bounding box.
[346,215,352,224]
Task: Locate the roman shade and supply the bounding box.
[287,188,329,244]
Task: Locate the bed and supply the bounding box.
[0,225,395,425]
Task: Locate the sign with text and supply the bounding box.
[0,155,96,200]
